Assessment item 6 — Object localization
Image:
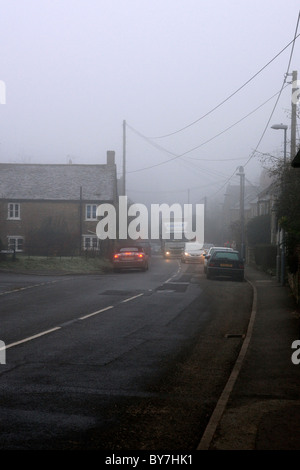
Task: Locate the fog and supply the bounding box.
[0,0,299,209]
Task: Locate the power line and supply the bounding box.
[211,10,300,198]
[243,9,300,169]
[147,32,300,139]
[126,85,289,174]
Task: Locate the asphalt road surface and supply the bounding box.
[0,255,253,450]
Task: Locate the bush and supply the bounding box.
[254,244,277,270]
[246,214,271,246]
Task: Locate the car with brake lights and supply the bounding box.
[206,250,244,281]
[112,246,149,272]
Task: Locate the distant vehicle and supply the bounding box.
[204,246,234,273]
[162,240,185,258]
[181,242,205,263]
[160,218,186,259]
[151,243,162,254]
[112,246,149,272]
[206,250,244,281]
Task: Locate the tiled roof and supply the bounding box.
[0,163,117,201]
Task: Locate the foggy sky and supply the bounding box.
[0,0,299,208]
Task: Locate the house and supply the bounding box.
[253,181,279,245]
[0,151,118,256]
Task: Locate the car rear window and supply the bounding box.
[213,252,239,260]
[119,247,141,252]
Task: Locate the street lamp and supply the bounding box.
[271,124,288,163]
[271,123,288,286]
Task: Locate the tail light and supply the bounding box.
[114,253,120,259]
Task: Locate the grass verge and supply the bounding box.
[0,254,113,274]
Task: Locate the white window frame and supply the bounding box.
[7,202,21,220]
[82,235,99,251]
[7,236,24,252]
[85,204,98,221]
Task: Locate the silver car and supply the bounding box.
[181,242,205,263]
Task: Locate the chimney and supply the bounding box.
[107,150,115,166]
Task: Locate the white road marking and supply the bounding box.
[3,327,61,350]
[121,293,144,303]
[79,305,114,320]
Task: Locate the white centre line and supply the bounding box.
[121,293,144,303]
[79,305,114,320]
[3,327,62,350]
[2,288,146,352]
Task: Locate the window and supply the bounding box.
[8,237,24,252]
[85,204,98,220]
[214,252,239,261]
[83,236,99,251]
[7,203,20,220]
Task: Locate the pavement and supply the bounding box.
[198,265,300,451]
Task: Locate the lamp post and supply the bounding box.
[271,123,288,286]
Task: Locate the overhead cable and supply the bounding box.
[148,32,300,139]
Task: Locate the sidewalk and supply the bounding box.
[204,265,300,450]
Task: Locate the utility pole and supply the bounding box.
[236,166,245,259]
[123,119,126,196]
[291,70,298,160]
[79,186,83,254]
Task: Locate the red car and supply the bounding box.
[112,246,149,272]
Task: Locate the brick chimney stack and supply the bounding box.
[107,150,115,166]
